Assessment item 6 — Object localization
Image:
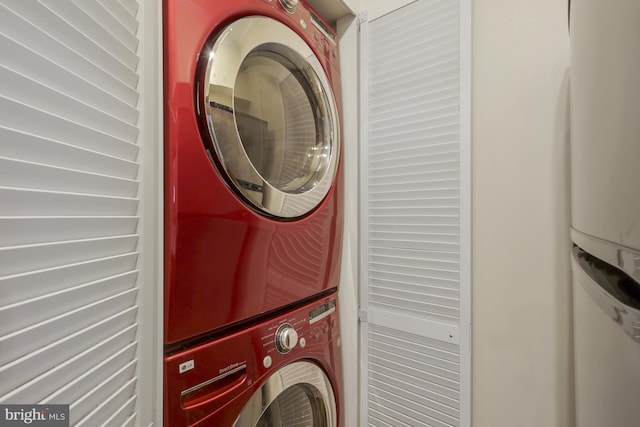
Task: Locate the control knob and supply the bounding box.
[275,323,298,354]
[279,0,299,13]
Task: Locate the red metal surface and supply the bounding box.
[164,294,343,427]
[164,0,344,345]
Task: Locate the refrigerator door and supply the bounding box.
[570,0,640,251]
[572,245,640,427]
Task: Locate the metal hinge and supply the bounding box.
[357,307,368,323]
[357,11,368,29]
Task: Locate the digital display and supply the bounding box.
[309,300,336,323]
[310,12,336,44]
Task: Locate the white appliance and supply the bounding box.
[570,0,640,426]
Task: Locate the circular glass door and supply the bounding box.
[233,361,337,427]
[200,16,339,218]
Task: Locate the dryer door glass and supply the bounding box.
[201,16,339,218]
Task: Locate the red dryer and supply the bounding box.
[164,0,344,346]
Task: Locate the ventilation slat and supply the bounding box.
[0,216,138,246]
[102,395,137,427]
[39,0,139,69]
[369,295,459,318]
[118,0,139,18]
[4,327,136,403]
[71,0,139,52]
[0,34,139,125]
[0,66,138,142]
[0,98,138,160]
[369,148,458,168]
[370,84,458,117]
[369,207,459,218]
[370,122,458,145]
[369,372,460,413]
[370,270,457,290]
[369,246,459,261]
[0,1,138,88]
[369,385,458,427]
[370,140,458,159]
[0,307,138,393]
[370,223,459,235]
[0,7,138,104]
[0,253,138,306]
[369,355,459,396]
[371,281,458,300]
[372,9,458,51]
[73,377,137,426]
[371,103,459,133]
[370,197,460,208]
[369,340,459,374]
[0,127,138,178]
[41,339,137,404]
[0,291,137,367]
[98,0,139,34]
[0,187,139,216]
[370,286,459,309]
[369,0,457,33]
[122,412,137,427]
[0,271,138,336]
[0,157,138,197]
[369,260,459,280]
[369,407,405,427]
[0,235,139,276]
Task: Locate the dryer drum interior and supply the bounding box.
[234,361,337,427]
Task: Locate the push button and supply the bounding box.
[263,355,272,368]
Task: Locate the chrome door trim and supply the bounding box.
[200,16,340,219]
[233,361,337,427]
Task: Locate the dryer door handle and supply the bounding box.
[181,364,247,409]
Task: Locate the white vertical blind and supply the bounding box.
[360,0,470,425]
[0,0,146,425]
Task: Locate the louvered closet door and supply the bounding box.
[359,1,471,426]
[0,0,148,425]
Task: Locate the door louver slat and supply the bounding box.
[0,7,138,104]
[0,127,139,175]
[1,1,138,87]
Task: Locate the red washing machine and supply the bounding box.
[164,293,343,426]
[164,0,344,346]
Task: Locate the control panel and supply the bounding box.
[257,0,339,69]
[259,298,337,363]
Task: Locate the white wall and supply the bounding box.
[472,1,572,426]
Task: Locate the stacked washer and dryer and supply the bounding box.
[163,0,344,425]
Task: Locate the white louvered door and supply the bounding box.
[0,0,160,425]
[359,1,471,426]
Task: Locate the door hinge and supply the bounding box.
[358,307,368,323]
[358,11,368,28]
